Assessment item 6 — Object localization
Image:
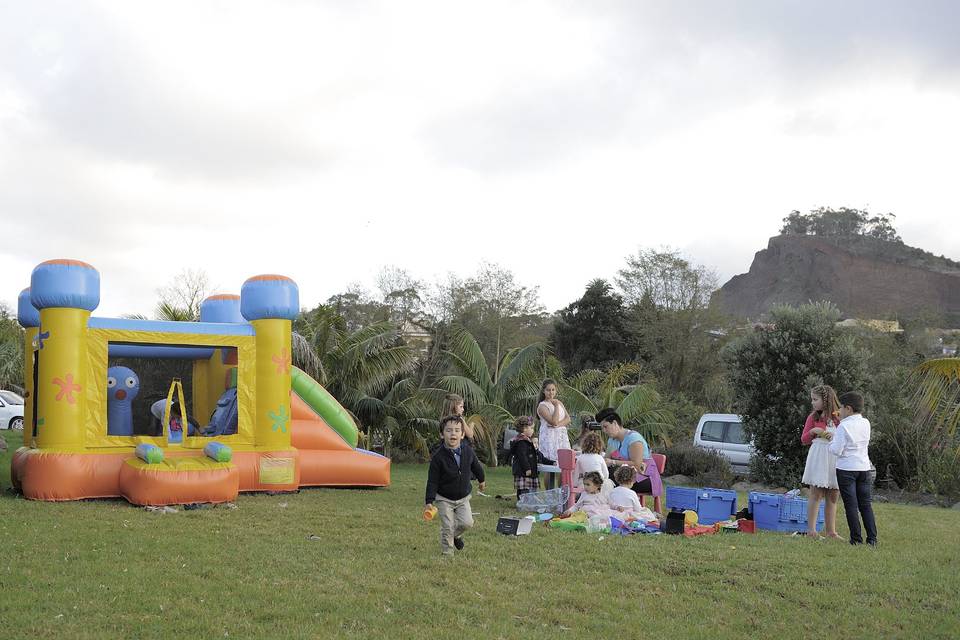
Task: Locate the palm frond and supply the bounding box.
[615,384,663,420]
[566,369,604,395]
[155,301,195,322]
[437,375,489,410]
[616,384,675,445]
[291,331,326,385]
[558,385,599,418]
[911,357,960,436]
[445,326,493,390]
[496,341,547,388]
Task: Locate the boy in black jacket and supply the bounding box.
[509,415,540,498]
[425,415,486,556]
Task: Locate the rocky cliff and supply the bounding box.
[714,235,960,327]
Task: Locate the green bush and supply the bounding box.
[724,302,867,486]
[657,442,735,488]
[922,444,960,499]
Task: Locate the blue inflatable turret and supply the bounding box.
[17,288,40,328]
[200,294,245,324]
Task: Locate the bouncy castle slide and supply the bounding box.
[290,366,390,487]
[12,261,389,506]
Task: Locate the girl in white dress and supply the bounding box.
[536,379,571,490]
[800,384,842,539]
[572,432,614,497]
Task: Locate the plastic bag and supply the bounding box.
[516,486,570,514]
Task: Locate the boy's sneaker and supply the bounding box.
[453,537,465,550]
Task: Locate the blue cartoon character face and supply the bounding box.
[107,367,140,402]
[106,366,140,436]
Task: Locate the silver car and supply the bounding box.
[0,390,25,431]
[692,413,753,474]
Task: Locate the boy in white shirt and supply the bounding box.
[829,391,877,546]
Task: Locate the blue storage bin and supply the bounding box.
[665,486,738,525]
[665,486,699,511]
[748,492,825,533]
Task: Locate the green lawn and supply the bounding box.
[1,429,959,639]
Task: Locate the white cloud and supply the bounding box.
[1,1,959,318]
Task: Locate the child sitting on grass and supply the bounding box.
[424,415,486,556]
[609,464,643,514]
[564,471,608,516]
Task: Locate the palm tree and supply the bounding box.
[155,302,197,322]
[912,357,960,436]
[0,338,23,391]
[293,308,438,455]
[562,362,675,445]
[437,327,548,465]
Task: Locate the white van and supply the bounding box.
[0,390,25,431]
[693,413,753,474]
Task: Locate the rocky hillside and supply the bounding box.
[714,234,960,327]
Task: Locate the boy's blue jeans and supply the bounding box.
[836,469,877,545]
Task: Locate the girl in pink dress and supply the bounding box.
[801,384,842,539]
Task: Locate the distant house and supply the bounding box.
[401,320,432,355]
[835,318,903,333]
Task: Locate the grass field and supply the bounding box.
[1,430,959,639]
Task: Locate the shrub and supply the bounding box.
[724,302,867,486]
[657,442,735,488]
[922,444,960,499]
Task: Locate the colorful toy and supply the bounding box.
[12,260,390,506]
[106,366,140,436]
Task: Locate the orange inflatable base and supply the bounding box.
[299,448,391,487]
[11,446,390,504]
[119,458,239,506]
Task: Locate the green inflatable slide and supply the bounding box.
[290,366,359,448]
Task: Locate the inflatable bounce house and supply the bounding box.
[11,259,390,506]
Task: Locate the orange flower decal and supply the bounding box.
[272,348,291,375]
[53,373,81,404]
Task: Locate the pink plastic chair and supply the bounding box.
[557,448,577,510]
[638,453,667,513]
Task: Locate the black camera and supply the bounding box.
[585,420,602,431]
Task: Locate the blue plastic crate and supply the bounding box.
[665,486,699,511]
[665,487,738,525]
[748,492,825,533]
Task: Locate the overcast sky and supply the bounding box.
[2,1,959,318]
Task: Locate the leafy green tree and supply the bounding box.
[616,248,729,400]
[779,207,902,242]
[426,263,549,377]
[617,248,716,312]
[561,362,675,445]
[436,326,549,465]
[0,303,24,391]
[911,357,960,437]
[155,269,211,321]
[293,306,432,454]
[551,279,632,373]
[724,302,867,486]
[326,286,390,333]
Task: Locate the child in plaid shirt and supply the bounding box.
[509,416,541,497]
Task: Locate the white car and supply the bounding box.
[0,390,25,430]
[693,413,754,474]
